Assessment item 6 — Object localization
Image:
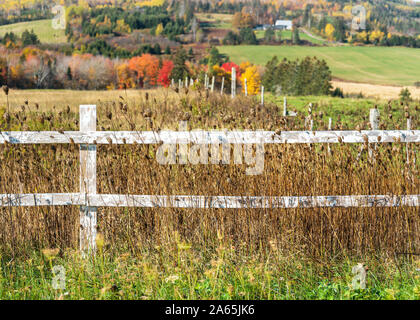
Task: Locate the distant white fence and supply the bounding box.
[0,105,419,254]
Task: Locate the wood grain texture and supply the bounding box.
[0,130,419,145]
[79,105,97,255]
[1,194,418,208]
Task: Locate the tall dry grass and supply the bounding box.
[0,88,418,259]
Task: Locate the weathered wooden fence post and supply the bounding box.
[407,117,411,165]
[221,77,225,95]
[244,78,248,96]
[211,76,215,92]
[369,108,380,130]
[369,108,380,159]
[79,105,97,257]
[261,86,264,106]
[283,97,287,116]
[328,117,332,154]
[204,74,208,89]
[231,67,236,98]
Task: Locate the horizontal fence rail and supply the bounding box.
[0,130,419,145]
[0,194,419,208]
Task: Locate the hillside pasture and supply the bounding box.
[219,45,420,86]
[0,19,66,44]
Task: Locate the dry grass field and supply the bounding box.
[332,81,420,100]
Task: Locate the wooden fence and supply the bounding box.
[0,105,419,254]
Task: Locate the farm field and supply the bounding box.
[0,88,417,125]
[0,88,419,299]
[331,81,420,100]
[0,0,419,304]
[0,19,66,44]
[219,45,420,86]
[255,29,327,45]
[196,13,233,29]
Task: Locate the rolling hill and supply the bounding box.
[0,19,66,44]
[219,45,420,86]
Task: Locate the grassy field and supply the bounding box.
[0,19,66,44]
[0,88,418,300]
[1,244,419,300]
[196,13,233,29]
[219,45,420,86]
[1,88,417,125]
[255,29,327,45]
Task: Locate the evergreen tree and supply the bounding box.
[262,56,279,92]
[170,48,189,81]
[292,27,300,45]
[264,28,275,42]
[22,29,40,46]
[66,67,72,81]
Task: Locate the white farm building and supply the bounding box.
[274,20,293,30]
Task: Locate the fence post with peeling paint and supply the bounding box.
[407,117,411,165]
[231,68,236,98]
[261,86,264,106]
[369,108,380,159]
[79,105,97,257]
[244,78,248,96]
[221,77,225,95]
[283,97,287,116]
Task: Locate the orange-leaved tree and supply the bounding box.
[116,63,135,89]
[128,54,159,88]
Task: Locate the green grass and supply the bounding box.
[219,45,420,86]
[260,94,419,129]
[1,245,419,300]
[196,13,233,29]
[0,19,66,44]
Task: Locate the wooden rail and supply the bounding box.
[0,194,419,208]
[1,130,419,144]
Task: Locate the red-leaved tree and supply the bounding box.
[157,60,174,87]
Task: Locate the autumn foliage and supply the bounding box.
[157,60,174,87]
[240,62,261,95]
[128,54,160,87]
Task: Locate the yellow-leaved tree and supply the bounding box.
[240,64,261,95]
[325,23,335,41]
[155,23,164,36]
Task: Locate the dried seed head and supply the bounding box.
[3,112,10,123]
[182,112,191,121]
[143,109,152,118]
[2,85,9,95]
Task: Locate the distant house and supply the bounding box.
[274,20,293,30]
[254,24,273,31]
